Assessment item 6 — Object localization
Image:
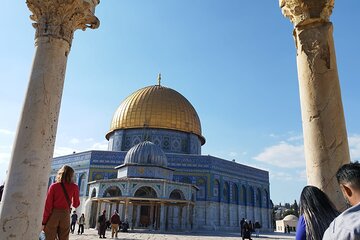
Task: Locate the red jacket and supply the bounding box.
[42,182,80,225]
[111,213,121,224]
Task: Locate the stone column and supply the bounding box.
[160,203,166,231]
[129,203,134,230]
[280,0,350,209]
[96,201,102,229]
[120,203,125,221]
[186,204,191,230]
[179,206,183,230]
[135,205,141,227]
[149,204,155,229]
[191,205,196,230]
[124,199,129,220]
[0,1,99,239]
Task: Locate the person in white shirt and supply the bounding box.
[323,162,360,240]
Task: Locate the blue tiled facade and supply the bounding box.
[51,150,270,207]
[108,129,202,154]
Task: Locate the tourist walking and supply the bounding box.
[295,185,339,240]
[240,218,245,237]
[70,210,78,233]
[248,221,254,234]
[254,222,261,237]
[98,210,107,238]
[323,162,360,239]
[41,165,80,240]
[242,220,252,240]
[110,210,121,238]
[77,213,85,235]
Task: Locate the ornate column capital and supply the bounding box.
[279,0,334,27]
[26,0,100,45]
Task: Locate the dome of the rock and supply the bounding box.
[106,85,205,144]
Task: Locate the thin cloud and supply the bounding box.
[297,169,307,181]
[0,152,11,164]
[349,135,360,161]
[0,129,15,135]
[69,138,80,144]
[54,147,78,157]
[270,171,294,181]
[229,152,238,158]
[91,141,108,150]
[287,135,303,142]
[254,141,305,168]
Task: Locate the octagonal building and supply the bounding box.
[50,82,271,232]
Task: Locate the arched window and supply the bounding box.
[223,182,230,203]
[232,184,239,204]
[103,186,122,197]
[240,185,247,205]
[248,186,255,207]
[264,190,269,208]
[256,188,262,208]
[196,177,206,199]
[214,179,220,201]
[169,189,185,200]
[134,186,157,198]
[79,174,87,194]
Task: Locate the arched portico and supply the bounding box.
[88,178,196,232]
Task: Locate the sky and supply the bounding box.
[1,1,360,205]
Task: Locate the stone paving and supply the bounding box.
[69,229,295,240]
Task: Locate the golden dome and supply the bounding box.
[106,85,205,144]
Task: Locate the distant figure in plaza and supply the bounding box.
[110,210,121,238]
[296,185,338,240]
[323,162,360,239]
[42,165,80,240]
[98,210,107,238]
[286,224,290,233]
[242,220,252,240]
[77,213,85,235]
[248,220,254,233]
[121,219,129,232]
[240,218,245,237]
[70,210,78,234]
[254,221,261,237]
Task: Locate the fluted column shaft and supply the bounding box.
[0,1,99,239]
[280,0,350,209]
[160,203,166,231]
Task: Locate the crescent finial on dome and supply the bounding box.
[157,73,161,86]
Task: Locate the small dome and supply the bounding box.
[283,214,298,221]
[124,141,168,167]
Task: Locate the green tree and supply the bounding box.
[292,200,299,216]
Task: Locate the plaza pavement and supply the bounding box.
[69,229,295,240]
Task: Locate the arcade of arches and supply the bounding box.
[86,179,196,231]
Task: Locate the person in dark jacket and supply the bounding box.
[110,210,121,238]
[98,210,107,238]
[240,218,245,237]
[242,221,252,240]
[121,219,129,232]
[70,210,78,234]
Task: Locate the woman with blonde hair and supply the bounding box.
[42,165,80,240]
